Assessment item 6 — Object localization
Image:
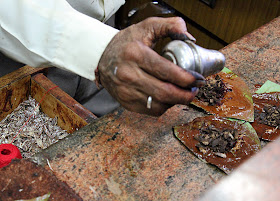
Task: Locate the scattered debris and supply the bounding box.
[0,96,69,158]
[46,159,54,172]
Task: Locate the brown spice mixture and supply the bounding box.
[197,75,229,106]
[254,105,280,127]
[195,124,239,157]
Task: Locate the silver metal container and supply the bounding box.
[162,40,225,77]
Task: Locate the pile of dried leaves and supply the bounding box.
[254,105,280,127]
[196,75,229,106]
[0,96,69,158]
[195,124,239,158]
[173,115,261,174]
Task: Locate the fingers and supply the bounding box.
[117,86,171,116]
[137,74,199,106]
[138,17,196,46]
[97,16,201,116]
[115,63,199,106]
[123,41,205,88]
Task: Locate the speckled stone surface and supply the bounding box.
[32,16,279,201]
[33,106,223,201]
[220,17,280,91]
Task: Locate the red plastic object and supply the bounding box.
[0,144,22,168]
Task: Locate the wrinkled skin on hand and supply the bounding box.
[98,17,204,116]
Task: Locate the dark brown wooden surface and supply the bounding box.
[0,65,45,88]
[116,0,280,50]
[0,67,96,134]
[0,66,46,120]
[0,76,30,121]
[163,0,280,43]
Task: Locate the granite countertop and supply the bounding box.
[31,16,280,200]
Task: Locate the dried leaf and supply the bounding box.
[255,80,280,94]
[192,68,254,122]
[252,81,280,141]
[174,116,261,174]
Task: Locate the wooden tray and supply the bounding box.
[0,66,96,134]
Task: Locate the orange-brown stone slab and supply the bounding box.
[30,16,280,200]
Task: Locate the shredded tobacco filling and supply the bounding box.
[254,105,280,127]
[196,75,229,106]
[0,96,69,158]
[195,124,239,157]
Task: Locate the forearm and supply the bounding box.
[0,0,123,81]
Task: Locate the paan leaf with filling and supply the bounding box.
[192,68,254,122]
[174,115,261,174]
[252,81,280,141]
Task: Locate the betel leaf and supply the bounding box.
[255,80,280,94]
[252,81,280,141]
[174,116,261,174]
[192,67,254,122]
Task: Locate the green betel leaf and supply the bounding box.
[255,80,280,94]
[192,67,254,122]
[174,116,261,174]
[221,67,236,74]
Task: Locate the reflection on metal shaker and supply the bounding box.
[162,40,225,77]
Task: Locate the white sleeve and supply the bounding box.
[66,0,125,22]
[0,0,125,81]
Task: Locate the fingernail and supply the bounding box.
[193,80,206,87]
[186,70,205,87]
[187,70,205,81]
[185,32,196,43]
[191,87,198,93]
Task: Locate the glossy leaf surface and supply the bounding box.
[252,81,280,141]
[174,116,261,174]
[252,92,280,141]
[192,68,254,122]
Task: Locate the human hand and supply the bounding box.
[97,17,205,116]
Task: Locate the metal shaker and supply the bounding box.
[162,40,225,77]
